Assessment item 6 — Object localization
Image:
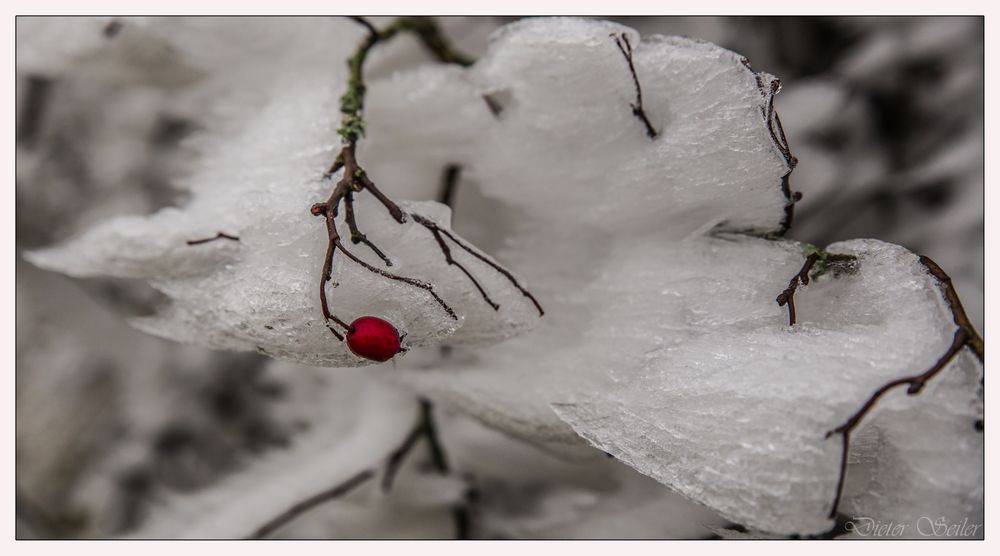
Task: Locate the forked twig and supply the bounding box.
[343,191,393,267]
[412,212,544,316]
[822,255,984,520]
[250,16,491,542]
[310,32,544,332]
[417,214,499,310]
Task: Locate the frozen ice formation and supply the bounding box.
[368,19,982,535]
[553,238,982,535]
[365,17,795,237]
[22,17,982,536]
[25,19,541,367]
[392,234,982,535]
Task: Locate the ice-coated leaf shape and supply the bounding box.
[467,18,793,235]
[551,238,983,535]
[26,40,541,366]
[359,18,795,237]
[392,234,982,534]
[21,16,981,536]
[355,19,980,534]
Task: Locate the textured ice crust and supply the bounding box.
[395,233,982,534]
[25,17,792,367]
[363,19,981,534]
[465,18,792,235]
[25,20,541,367]
[21,17,982,535]
[550,238,982,534]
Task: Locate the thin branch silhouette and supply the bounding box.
[822,255,983,520]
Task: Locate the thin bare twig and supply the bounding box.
[186,232,240,245]
[919,256,983,361]
[438,225,545,316]
[744,57,800,237]
[381,422,426,492]
[334,236,457,320]
[246,469,375,539]
[343,191,393,266]
[775,253,818,326]
[612,33,658,139]
[420,215,499,310]
[412,213,544,316]
[822,255,984,520]
[775,251,855,326]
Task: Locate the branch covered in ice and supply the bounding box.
[26,19,543,367]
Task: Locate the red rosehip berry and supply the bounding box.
[346,316,401,362]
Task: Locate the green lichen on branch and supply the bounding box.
[776,245,858,327]
[800,244,858,279]
[337,17,472,143]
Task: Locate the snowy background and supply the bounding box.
[15,16,983,539]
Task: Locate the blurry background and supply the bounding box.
[15,16,984,538]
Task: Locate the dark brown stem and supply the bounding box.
[313,146,455,332]
[420,216,499,310]
[919,256,983,362]
[775,254,818,326]
[246,469,375,539]
[824,329,971,519]
[412,213,544,316]
[186,232,240,245]
[744,57,799,238]
[344,191,393,266]
[317,214,350,340]
[612,33,658,139]
[440,225,544,316]
[776,251,856,326]
[822,255,984,520]
[333,236,457,321]
[358,173,405,223]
